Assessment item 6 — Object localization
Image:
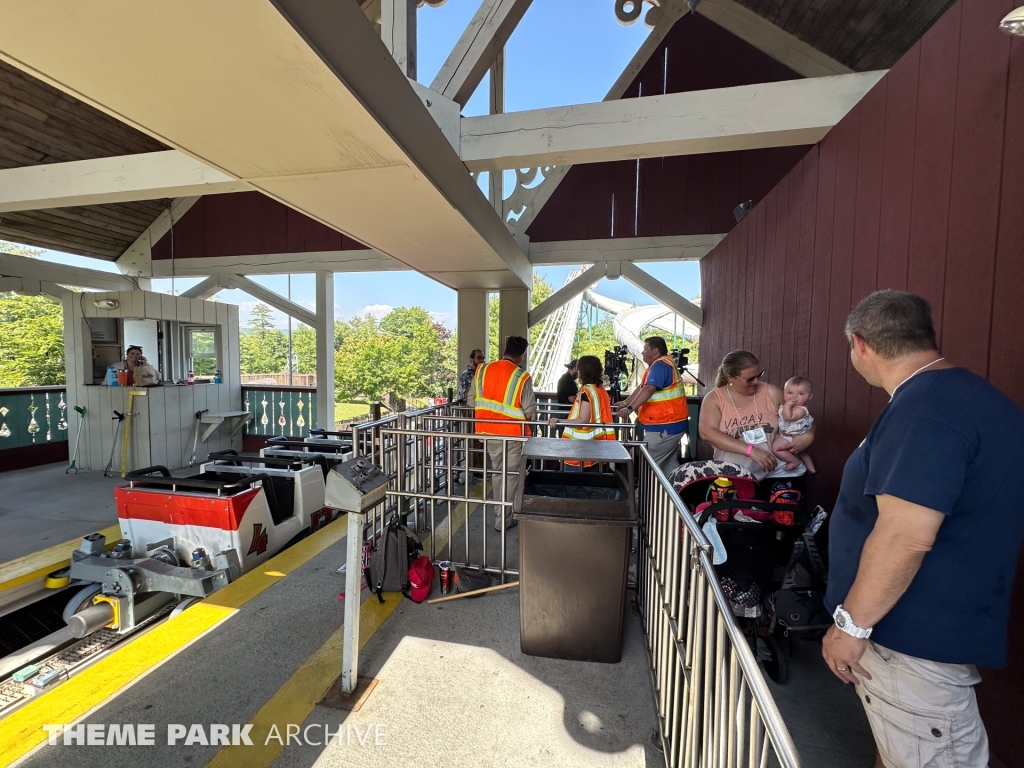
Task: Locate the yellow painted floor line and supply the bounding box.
[0,525,121,594]
[206,593,401,768]
[0,516,349,768]
[205,485,488,768]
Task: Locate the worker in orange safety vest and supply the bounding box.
[474,335,535,532]
[615,336,691,474]
[548,355,616,470]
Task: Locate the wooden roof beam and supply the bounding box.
[461,71,885,172]
[0,251,137,292]
[221,274,315,327]
[619,261,703,328]
[430,0,534,107]
[528,234,725,266]
[696,0,852,78]
[0,151,248,214]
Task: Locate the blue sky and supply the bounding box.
[23,2,701,329]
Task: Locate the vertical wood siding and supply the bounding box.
[697,0,1024,758]
[151,192,368,260]
[527,13,811,243]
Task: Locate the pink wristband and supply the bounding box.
[745,444,753,457]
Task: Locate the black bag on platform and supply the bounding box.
[369,516,422,603]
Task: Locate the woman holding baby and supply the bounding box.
[698,350,816,479]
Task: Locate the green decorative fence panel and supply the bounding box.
[242,387,318,439]
[0,387,69,450]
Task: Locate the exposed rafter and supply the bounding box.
[221,274,315,327]
[180,275,225,300]
[619,261,702,328]
[462,72,884,172]
[528,264,605,328]
[0,252,137,292]
[508,0,689,233]
[148,250,403,277]
[0,276,68,300]
[0,0,530,291]
[696,0,852,78]
[0,151,247,214]
[430,0,534,107]
[528,235,724,266]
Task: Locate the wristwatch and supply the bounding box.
[833,604,872,639]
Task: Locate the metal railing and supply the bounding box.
[637,449,800,767]
[354,407,800,768]
[0,386,69,449]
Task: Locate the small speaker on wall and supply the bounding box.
[733,200,754,223]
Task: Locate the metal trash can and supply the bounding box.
[513,438,636,663]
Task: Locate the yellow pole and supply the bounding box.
[120,390,147,477]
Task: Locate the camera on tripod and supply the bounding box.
[604,344,631,400]
[671,347,705,388]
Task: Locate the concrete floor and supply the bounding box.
[274,588,661,768]
[2,465,878,768]
[0,464,122,562]
[766,636,878,768]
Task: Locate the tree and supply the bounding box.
[335,307,456,402]
[239,303,288,374]
[0,292,65,386]
[0,241,66,387]
[292,320,351,374]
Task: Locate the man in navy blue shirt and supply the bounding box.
[824,290,1024,768]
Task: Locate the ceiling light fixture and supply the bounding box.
[999,6,1024,35]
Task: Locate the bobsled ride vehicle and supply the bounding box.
[61,450,344,640]
[262,427,354,467]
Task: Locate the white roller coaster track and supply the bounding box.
[530,267,586,390]
[530,277,698,388]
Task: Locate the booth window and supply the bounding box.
[187,327,219,377]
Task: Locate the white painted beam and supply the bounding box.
[382,0,416,78]
[462,71,885,172]
[430,0,534,107]
[180,275,225,300]
[488,48,505,214]
[0,152,247,214]
[529,234,725,266]
[0,252,137,292]
[0,276,68,300]
[0,0,530,291]
[508,0,690,232]
[619,261,702,328]
[148,250,405,277]
[117,196,201,278]
[697,0,852,78]
[528,264,605,328]
[221,274,316,327]
[315,271,335,430]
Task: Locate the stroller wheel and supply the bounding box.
[761,635,789,684]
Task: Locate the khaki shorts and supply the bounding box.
[855,641,989,768]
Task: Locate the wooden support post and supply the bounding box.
[382,0,417,78]
[316,271,336,430]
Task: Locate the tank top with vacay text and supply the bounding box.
[713,383,779,442]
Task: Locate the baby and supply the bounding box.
[772,376,816,473]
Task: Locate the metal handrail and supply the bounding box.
[636,446,801,768]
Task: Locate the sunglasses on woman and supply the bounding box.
[738,370,765,384]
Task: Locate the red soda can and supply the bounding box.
[439,561,452,595]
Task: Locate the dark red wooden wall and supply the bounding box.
[526,13,812,243]
[151,192,367,260]
[698,0,1024,762]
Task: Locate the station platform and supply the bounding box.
[0,462,874,768]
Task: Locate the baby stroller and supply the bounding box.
[672,460,811,684]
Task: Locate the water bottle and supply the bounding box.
[214,370,222,385]
[187,369,195,386]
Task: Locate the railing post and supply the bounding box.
[341,509,365,694]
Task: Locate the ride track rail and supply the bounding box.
[0,602,178,718]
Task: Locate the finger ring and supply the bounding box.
[837,665,848,672]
